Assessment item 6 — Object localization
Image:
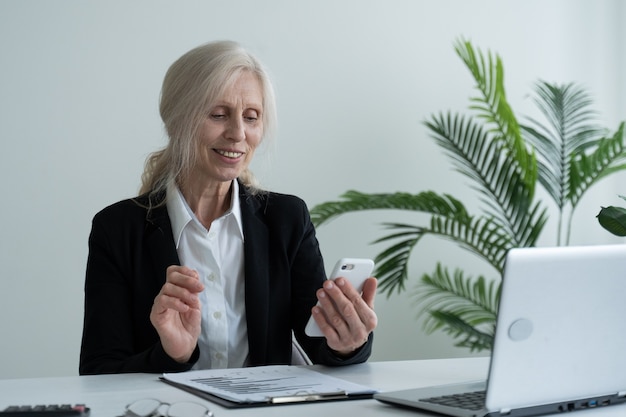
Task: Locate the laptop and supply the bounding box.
[375,244,626,417]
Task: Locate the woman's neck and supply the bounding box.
[181,180,233,229]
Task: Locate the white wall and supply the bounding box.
[0,0,624,379]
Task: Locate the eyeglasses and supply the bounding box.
[123,398,213,417]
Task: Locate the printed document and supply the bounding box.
[162,365,377,404]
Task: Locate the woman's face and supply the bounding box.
[192,71,264,186]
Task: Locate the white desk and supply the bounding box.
[1,357,624,416]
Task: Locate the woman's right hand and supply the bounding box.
[150,265,204,363]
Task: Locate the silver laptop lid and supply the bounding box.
[486,244,626,411]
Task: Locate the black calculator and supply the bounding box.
[1,405,89,416]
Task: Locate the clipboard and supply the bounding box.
[160,365,377,408]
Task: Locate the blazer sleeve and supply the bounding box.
[263,193,373,366]
[291,205,373,366]
[79,199,197,375]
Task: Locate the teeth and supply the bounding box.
[217,150,242,158]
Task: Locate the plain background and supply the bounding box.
[0,0,624,379]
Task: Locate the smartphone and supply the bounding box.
[304,258,375,337]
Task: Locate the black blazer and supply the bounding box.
[79,183,372,374]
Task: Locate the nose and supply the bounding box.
[226,116,246,142]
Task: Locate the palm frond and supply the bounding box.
[426,216,511,271]
[522,81,606,209]
[428,311,495,351]
[412,264,500,351]
[370,216,512,296]
[569,122,626,207]
[511,201,549,248]
[370,225,424,296]
[309,190,470,227]
[415,264,500,321]
[454,38,537,194]
[530,81,602,153]
[425,112,541,245]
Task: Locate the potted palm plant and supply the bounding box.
[310,38,626,351]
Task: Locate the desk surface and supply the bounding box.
[1,357,624,417]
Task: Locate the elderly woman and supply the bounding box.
[79,40,377,374]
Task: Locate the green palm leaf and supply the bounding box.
[370,213,514,297]
[522,81,606,209]
[425,112,542,246]
[428,311,495,351]
[309,190,470,228]
[513,200,549,248]
[454,38,536,193]
[371,224,424,296]
[413,264,499,351]
[426,215,511,271]
[569,122,626,207]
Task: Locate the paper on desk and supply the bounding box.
[162,365,377,404]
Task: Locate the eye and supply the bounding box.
[209,106,228,120]
[244,110,260,123]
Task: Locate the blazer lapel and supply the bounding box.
[239,187,271,364]
[144,197,180,286]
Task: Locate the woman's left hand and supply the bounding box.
[310,276,378,355]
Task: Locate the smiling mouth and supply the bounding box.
[215,149,243,159]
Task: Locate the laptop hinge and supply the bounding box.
[499,408,512,415]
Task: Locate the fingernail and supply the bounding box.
[324,281,334,289]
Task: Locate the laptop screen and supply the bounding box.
[486,244,626,410]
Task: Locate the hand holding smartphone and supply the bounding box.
[304,258,375,337]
